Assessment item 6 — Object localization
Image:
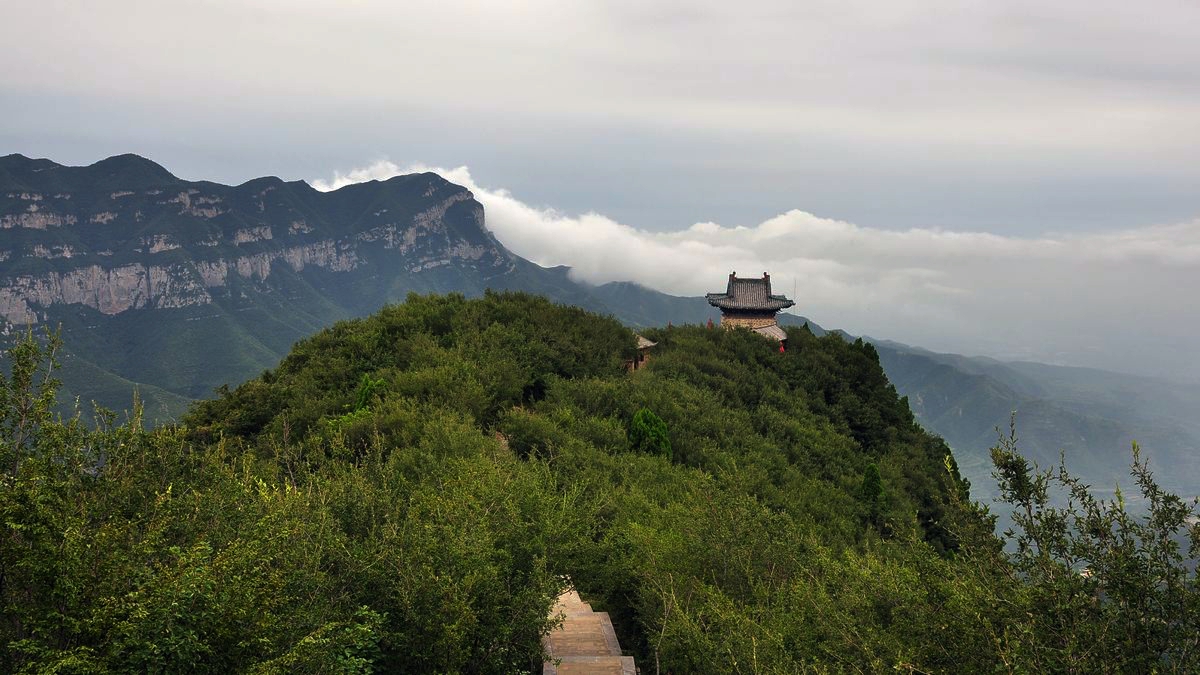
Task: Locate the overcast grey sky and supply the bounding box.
[2,0,1199,379]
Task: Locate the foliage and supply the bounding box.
[353,373,386,412]
[860,462,885,532]
[861,462,883,503]
[628,407,671,459]
[0,326,63,475]
[984,420,1200,671]
[2,292,1196,672]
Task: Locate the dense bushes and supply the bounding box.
[2,293,1197,672]
[629,408,671,459]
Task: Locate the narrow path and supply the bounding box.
[543,587,636,674]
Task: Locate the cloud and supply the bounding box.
[308,160,411,191]
[6,1,1200,237]
[312,161,1200,381]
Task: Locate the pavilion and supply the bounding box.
[705,271,794,345]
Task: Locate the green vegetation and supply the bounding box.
[2,293,1197,673]
[860,462,885,534]
[629,408,671,459]
[874,341,1200,499]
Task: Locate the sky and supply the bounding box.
[2,0,1199,379]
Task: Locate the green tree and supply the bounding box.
[0,327,63,476]
[7,294,1055,672]
[860,462,884,532]
[353,372,385,412]
[988,420,1200,671]
[629,407,671,460]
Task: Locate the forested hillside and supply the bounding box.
[0,154,708,420]
[3,293,1197,673]
[8,154,1194,514]
[873,340,1200,498]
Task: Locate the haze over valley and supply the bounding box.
[1,153,1197,501]
[6,2,1200,383]
[3,2,1199,671]
[311,160,1200,383]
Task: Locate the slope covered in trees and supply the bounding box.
[874,339,1200,499]
[2,292,1197,673]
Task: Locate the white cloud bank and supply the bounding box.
[313,161,1200,381]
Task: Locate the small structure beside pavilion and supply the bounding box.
[626,334,656,372]
[752,323,788,342]
[705,271,794,348]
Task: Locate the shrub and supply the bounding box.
[629,407,672,460]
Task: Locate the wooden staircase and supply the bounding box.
[543,587,636,674]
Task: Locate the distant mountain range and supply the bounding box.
[2,153,1196,499]
[0,153,712,416]
[870,340,1200,498]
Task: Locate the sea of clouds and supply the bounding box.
[313,161,1200,381]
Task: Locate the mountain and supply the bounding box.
[7,292,1194,672]
[0,153,715,420]
[0,292,994,672]
[872,339,1200,498]
[3,152,1196,502]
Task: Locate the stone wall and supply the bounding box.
[721,315,778,330]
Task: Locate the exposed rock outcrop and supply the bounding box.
[0,154,513,324]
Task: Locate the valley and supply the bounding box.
[3,153,1197,503]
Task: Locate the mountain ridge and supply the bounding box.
[0,154,690,419]
[3,153,1197,500]
[871,338,1200,497]
[0,154,515,327]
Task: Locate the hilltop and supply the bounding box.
[3,152,1197,505]
[2,292,971,671]
[5,292,1196,672]
[0,154,712,419]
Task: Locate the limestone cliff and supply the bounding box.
[0,153,514,325]
[0,152,675,418]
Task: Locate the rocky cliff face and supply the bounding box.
[0,153,513,325]
[0,152,693,420]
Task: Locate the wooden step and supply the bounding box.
[558,589,584,605]
[554,595,591,609]
[545,614,619,656]
[544,586,636,674]
[543,655,637,675]
[592,612,621,655]
[556,602,595,617]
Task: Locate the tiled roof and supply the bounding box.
[635,335,657,350]
[753,323,788,341]
[705,272,795,311]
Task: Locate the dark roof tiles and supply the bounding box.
[705,272,795,312]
